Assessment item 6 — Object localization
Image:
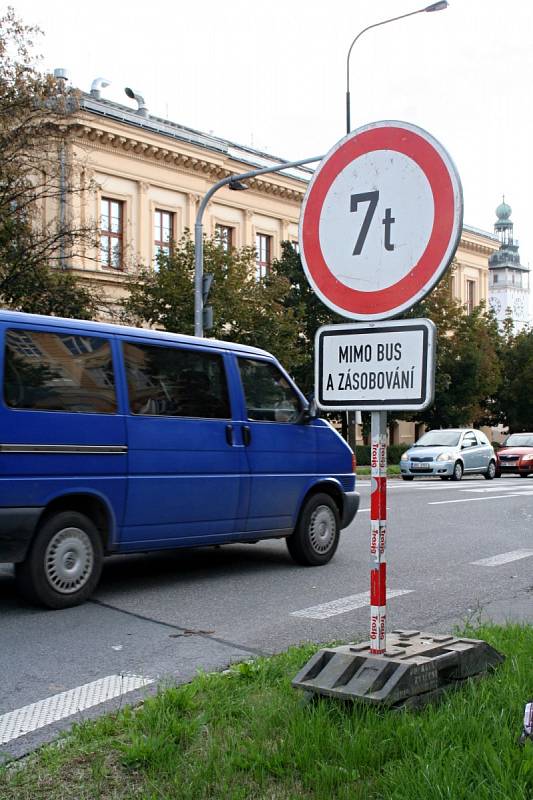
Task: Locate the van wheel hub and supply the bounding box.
[45,527,94,594]
[309,505,336,553]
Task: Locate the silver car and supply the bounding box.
[400,428,496,481]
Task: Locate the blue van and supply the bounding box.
[0,311,359,608]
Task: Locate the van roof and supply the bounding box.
[0,309,272,357]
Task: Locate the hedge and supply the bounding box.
[355,443,412,466]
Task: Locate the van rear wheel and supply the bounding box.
[15,511,103,609]
[286,493,340,566]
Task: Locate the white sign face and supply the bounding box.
[319,151,434,291]
[300,121,463,320]
[315,319,436,411]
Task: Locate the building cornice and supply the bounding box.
[72,120,305,204]
[459,232,499,257]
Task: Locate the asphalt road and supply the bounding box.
[1,473,532,760]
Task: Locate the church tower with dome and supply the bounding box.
[488,198,530,331]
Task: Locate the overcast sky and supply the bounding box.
[7,0,533,313]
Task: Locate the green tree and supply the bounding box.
[122,234,302,368]
[446,305,502,426]
[272,241,366,443]
[408,270,502,427]
[0,7,96,318]
[272,241,344,394]
[272,250,504,431]
[496,325,533,432]
[405,267,462,428]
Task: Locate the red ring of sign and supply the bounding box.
[301,126,455,315]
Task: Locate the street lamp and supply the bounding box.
[228,179,248,191]
[194,154,324,337]
[345,1,448,134]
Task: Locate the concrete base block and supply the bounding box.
[292,630,504,709]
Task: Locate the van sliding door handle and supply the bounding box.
[225,424,234,446]
[242,425,251,446]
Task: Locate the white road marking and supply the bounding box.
[462,485,531,493]
[418,483,520,492]
[357,482,411,488]
[0,673,153,746]
[405,485,464,492]
[428,493,532,505]
[290,589,413,620]
[359,482,453,493]
[360,482,522,493]
[471,549,533,567]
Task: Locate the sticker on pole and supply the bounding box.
[299,121,463,320]
[315,319,436,411]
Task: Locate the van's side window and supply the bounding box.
[4,329,117,413]
[124,342,230,419]
[238,358,301,423]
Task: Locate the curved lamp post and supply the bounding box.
[346,1,448,134]
[194,155,323,337]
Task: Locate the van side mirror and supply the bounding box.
[301,397,319,423]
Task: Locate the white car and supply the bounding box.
[400,428,496,481]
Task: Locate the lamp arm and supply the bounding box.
[194,154,324,337]
[345,6,430,132]
[346,8,425,95]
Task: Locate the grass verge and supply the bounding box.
[357,465,401,476]
[1,624,533,799]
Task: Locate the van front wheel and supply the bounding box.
[15,511,103,609]
[286,494,340,566]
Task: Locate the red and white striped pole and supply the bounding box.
[370,410,387,654]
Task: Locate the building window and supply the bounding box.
[466,279,476,314]
[100,198,123,269]
[154,209,174,268]
[215,224,234,251]
[493,273,498,284]
[255,233,272,280]
[291,240,300,254]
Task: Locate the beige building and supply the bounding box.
[454,225,499,313]
[67,90,306,310]
[60,88,499,321]
[51,87,502,447]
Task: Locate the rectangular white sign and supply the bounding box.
[315,319,436,411]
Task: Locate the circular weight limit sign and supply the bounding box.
[299,121,463,320]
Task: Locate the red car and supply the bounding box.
[496,433,533,478]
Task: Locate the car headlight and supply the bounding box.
[400,452,409,462]
[521,454,533,462]
[436,452,454,462]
